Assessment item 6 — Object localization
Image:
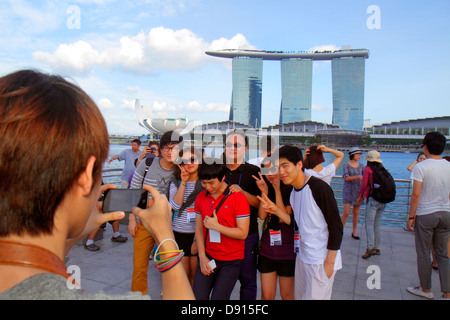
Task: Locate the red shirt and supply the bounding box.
[194,189,250,261]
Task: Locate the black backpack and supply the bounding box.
[370,165,396,203]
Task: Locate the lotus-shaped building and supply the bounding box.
[135,99,192,135]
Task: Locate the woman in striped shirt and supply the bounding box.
[168,147,204,286]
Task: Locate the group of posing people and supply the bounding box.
[125,131,346,300]
[0,70,448,301]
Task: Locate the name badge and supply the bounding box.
[269,229,282,246]
[294,231,300,253]
[186,208,196,222]
[209,229,221,243]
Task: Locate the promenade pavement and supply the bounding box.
[66,222,445,300]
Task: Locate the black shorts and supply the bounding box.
[174,231,197,257]
[257,254,295,277]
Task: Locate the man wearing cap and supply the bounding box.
[406,132,450,300]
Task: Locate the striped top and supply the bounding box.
[169,181,197,233]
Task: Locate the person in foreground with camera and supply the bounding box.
[0,69,194,300]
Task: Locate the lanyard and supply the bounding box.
[225,170,243,186]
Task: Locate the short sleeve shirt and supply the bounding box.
[195,189,250,261]
[224,163,261,235]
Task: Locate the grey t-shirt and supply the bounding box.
[0,273,149,300]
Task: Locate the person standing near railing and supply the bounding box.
[341,147,364,240]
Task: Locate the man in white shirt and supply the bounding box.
[407,132,450,300]
[277,145,343,300]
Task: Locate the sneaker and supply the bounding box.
[111,235,128,242]
[373,248,381,255]
[362,248,375,259]
[84,243,100,251]
[406,286,434,299]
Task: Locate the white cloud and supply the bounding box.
[32,27,254,75]
[97,98,115,110]
[308,44,340,52]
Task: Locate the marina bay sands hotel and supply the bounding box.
[205,48,369,130]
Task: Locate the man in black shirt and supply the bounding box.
[224,130,261,300]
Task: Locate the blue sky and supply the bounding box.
[1,0,449,135]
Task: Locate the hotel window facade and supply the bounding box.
[229,57,263,128]
[279,58,313,123]
[331,57,365,130]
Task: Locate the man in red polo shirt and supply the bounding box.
[193,160,250,300]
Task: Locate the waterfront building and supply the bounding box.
[280,58,313,123]
[229,57,263,128]
[331,57,366,130]
[205,48,369,130]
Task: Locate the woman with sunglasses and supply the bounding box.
[253,157,295,300]
[168,147,204,286]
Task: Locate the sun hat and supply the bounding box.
[365,150,383,163]
[348,147,363,157]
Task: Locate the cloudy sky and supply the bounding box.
[1,0,449,135]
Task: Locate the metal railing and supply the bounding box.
[331,176,411,227]
[102,170,412,228]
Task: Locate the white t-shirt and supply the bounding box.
[290,176,342,270]
[304,163,336,185]
[411,158,450,216]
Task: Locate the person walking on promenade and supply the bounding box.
[224,130,261,300]
[168,147,204,286]
[357,150,393,259]
[342,147,364,240]
[193,161,250,300]
[303,144,344,185]
[254,157,295,300]
[128,130,182,295]
[0,69,193,300]
[406,132,450,300]
[109,139,142,188]
[277,145,343,300]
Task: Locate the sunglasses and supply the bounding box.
[226,142,244,149]
[181,156,198,165]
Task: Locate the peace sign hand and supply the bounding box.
[256,193,278,215]
[252,172,268,195]
[178,165,190,183]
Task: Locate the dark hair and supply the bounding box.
[132,139,141,146]
[422,132,446,155]
[303,145,325,169]
[198,160,226,181]
[260,135,277,154]
[416,152,425,161]
[160,130,183,150]
[172,146,203,179]
[278,145,303,166]
[148,140,160,148]
[0,70,109,236]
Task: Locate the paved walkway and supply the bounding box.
[66,222,445,300]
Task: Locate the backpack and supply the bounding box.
[370,165,396,203]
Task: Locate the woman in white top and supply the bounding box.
[303,145,344,185]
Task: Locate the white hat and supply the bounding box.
[365,150,383,163]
